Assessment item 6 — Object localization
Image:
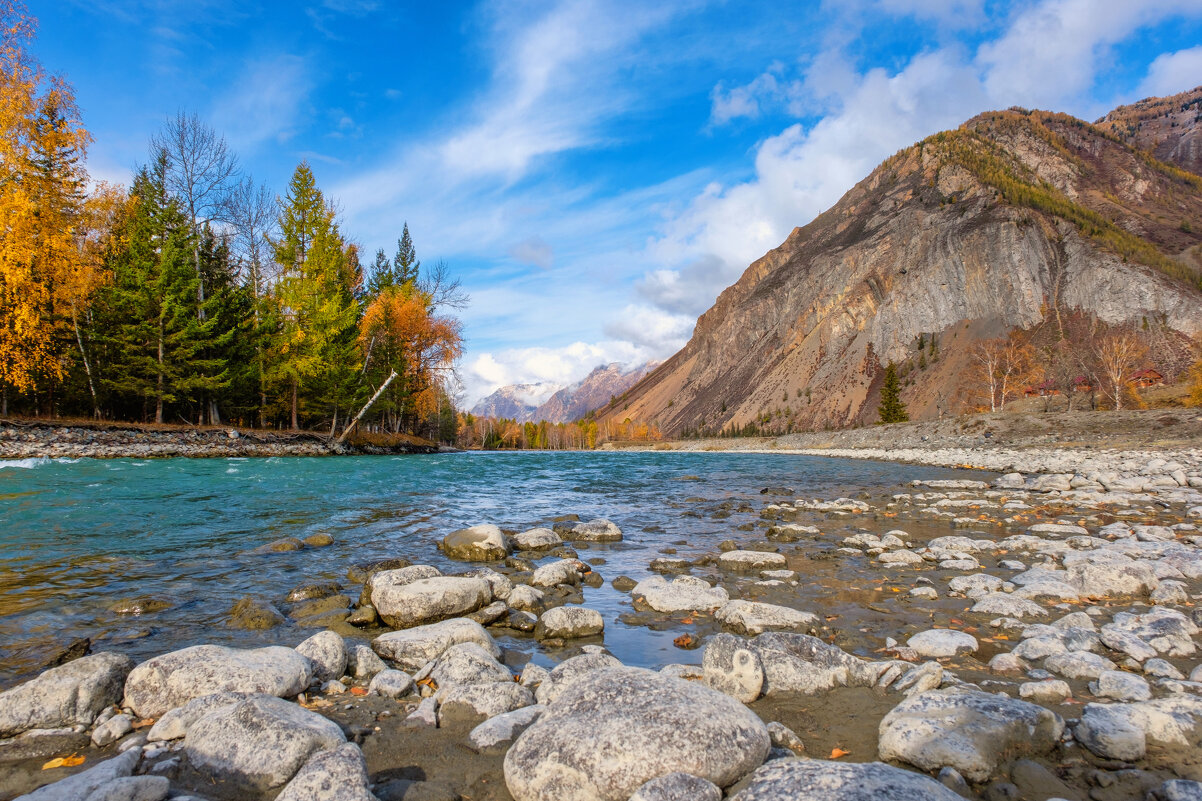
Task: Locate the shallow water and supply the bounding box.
[0,451,986,686]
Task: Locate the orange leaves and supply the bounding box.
[350,687,368,697]
[673,634,698,649]
[829,748,850,759]
[42,754,85,770]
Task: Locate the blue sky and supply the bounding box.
[34,0,1202,405]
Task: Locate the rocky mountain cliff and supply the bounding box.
[471,362,655,423]
[1097,85,1202,176]
[599,90,1202,436]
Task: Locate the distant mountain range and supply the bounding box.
[595,87,1202,435]
[471,362,658,423]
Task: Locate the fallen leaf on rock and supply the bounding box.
[42,755,84,770]
[132,718,155,729]
[829,748,850,759]
[350,687,368,696]
[680,616,695,624]
[673,634,697,649]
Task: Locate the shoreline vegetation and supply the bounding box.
[4,406,1201,462]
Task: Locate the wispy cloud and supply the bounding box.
[210,54,310,152]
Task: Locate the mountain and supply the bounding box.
[1096,85,1202,177]
[470,382,562,421]
[597,91,1202,436]
[534,362,659,422]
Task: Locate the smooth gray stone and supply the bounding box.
[437,682,535,726]
[296,630,348,683]
[123,645,313,718]
[147,692,247,742]
[347,644,387,679]
[878,688,1065,782]
[276,742,376,801]
[504,666,769,801]
[631,575,728,613]
[369,669,415,699]
[429,642,512,687]
[14,750,140,801]
[732,758,963,801]
[565,519,623,542]
[469,705,545,754]
[183,694,345,792]
[372,618,500,671]
[0,653,134,737]
[714,601,817,636]
[83,776,170,801]
[372,576,493,628]
[629,772,721,801]
[535,606,604,640]
[533,653,622,705]
[442,524,510,561]
[530,559,587,588]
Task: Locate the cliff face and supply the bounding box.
[1096,86,1202,177]
[600,94,1202,435]
[535,362,658,423]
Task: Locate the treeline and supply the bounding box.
[454,415,664,450]
[0,5,463,440]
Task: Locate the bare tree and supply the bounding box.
[152,111,240,312]
[1094,328,1149,411]
[419,259,469,311]
[228,176,278,426]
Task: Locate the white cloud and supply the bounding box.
[1139,46,1202,98]
[462,340,657,407]
[211,54,309,152]
[603,304,694,352]
[508,236,554,269]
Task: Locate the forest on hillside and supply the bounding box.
[0,3,463,441]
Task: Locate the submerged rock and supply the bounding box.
[0,652,134,737]
[564,519,623,542]
[505,666,770,801]
[535,606,604,640]
[718,551,786,572]
[123,644,314,718]
[877,687,1065,782]
[733,758,964,801]
[513,528,562,551]
[226,596,286,629]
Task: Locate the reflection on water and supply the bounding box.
[0,451,984,686]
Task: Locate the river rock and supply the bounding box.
[530,559,587,587]
[91,713,133,747]
[347,644,386,679]
[108,596,172,616]
[372,618,500,671]
[732,758,964,801]
[442,524,510,561]
[227,596,286,629]
[718,551,786,572]
[1106,608,1198,657]
[1064,553,1159,598]
[373,576,493,628]
[702,634,764,703]
[907,629,978,658]
[1077,695,1202,761]
[1151,781,1202,801]
[514,528,561,551]
[286,581,343,603]
[714,601,817,636]
[508,585,545,613]
[296,630,348,683]
[565,519,623,542]
[534,653,623,705]
[437,682,536,726]
[276,743,376,801]
[504,666,770,801]
[83,776,169,801]
[536,606,604,640]
[629,772,721,801]
[969,593,1048,618]
[751,633,879,695]
[369,669,415,699]
[147,692,248,742]
[1018,680,1071,704]
[183,694,345,793]
[1044,651,1118,680]
[123,644,314,718]
[1091,669,1152,702]
[1076,704,1148,760]
[14,749,141,801]
[469,705,545,754]
[362,564,442,607]
[430,642,513,688]
[632,575,729,613]
[0,652,134,737]
[877,687,1065,782]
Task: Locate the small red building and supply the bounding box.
[1129,368,1164,388]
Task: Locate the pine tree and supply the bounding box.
[877,361,909,424]
[394,222,419,286]
[366,247,393,297]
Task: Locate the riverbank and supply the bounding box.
[0,419,440,458]
[2,450,1201,801]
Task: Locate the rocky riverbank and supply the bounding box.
[4,465,1202,801]
[0,420,440,459]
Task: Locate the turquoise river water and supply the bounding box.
[0,451,984,687]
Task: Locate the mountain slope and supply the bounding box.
[535,362,658,422]
[598,93,1202,436]
[470,382,562,421]
[1096,85,1202,177]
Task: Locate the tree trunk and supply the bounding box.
[291,378,299,431]
[156,319,165,424]
[336,370,398,446]
[73,311,101,419]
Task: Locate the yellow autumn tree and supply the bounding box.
[0,2,94,403]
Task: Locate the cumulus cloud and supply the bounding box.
[462,340,658,407]
[1139,46,1202,98]
[602,304,695,352]
[509,236,554,269]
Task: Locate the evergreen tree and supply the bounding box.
[393,222,419,286]
[366,247,393,297]
[877,361,909,424]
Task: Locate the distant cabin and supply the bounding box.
[1072,376,1092,392]
[1024,380,1060,397]
[1129,368,1164,388]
